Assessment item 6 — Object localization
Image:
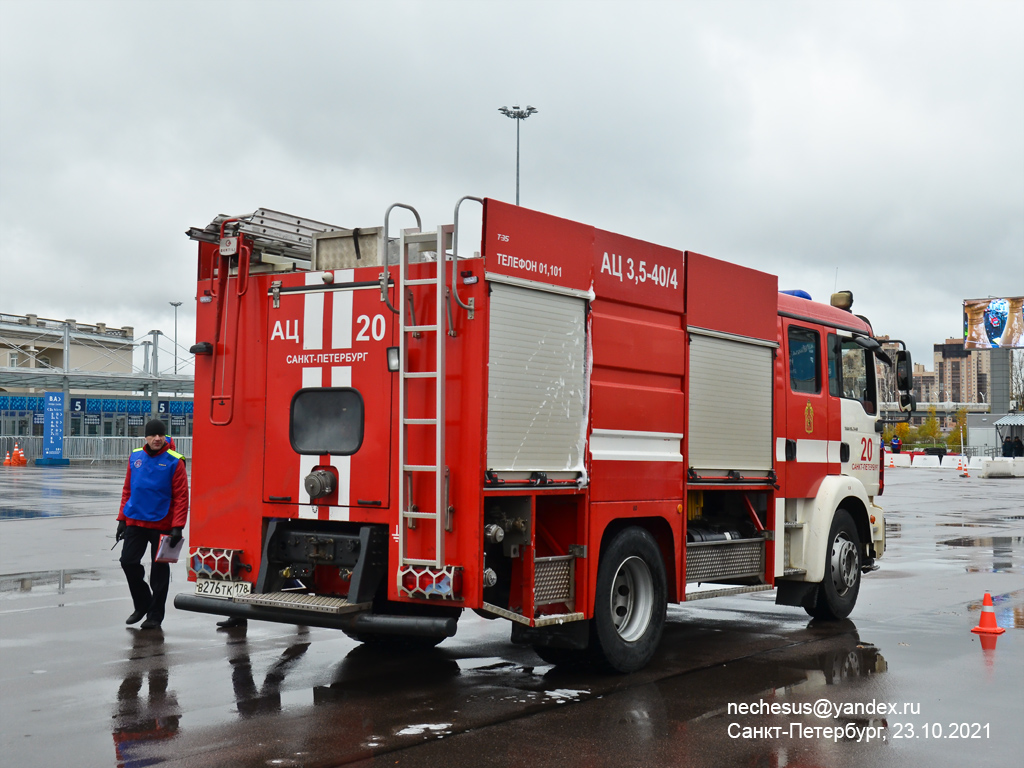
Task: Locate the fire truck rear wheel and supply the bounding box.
[590,527,667,673]
[807,509,861,620]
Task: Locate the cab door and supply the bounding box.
[828,332,881,496]
[781,321,833,498]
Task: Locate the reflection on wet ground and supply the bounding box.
[938,536,1021,573]
[228,627,311,718]
[0,569,101,593]
[131,618,891,768]
[0,464,124,519]
[940,535,1023,548]
[112,631,180,768]
[308,623,892,768]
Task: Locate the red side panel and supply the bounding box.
[590,301,686,502]
[685,252,777,341]
[592,229,684,312]
[482,200,593,292]
[189,255,271,574]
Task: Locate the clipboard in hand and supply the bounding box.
[155,534,184,563]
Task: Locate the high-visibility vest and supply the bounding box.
[122,447,183,522]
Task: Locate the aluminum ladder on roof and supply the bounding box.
[186,209,346,262]
[395,216,454,576]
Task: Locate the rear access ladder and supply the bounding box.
[396,223,454,577]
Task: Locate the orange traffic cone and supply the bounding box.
[888,455,895,468]
[971,592,1005,635]
[2,451,10,466]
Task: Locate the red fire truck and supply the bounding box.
[175,198,914,672]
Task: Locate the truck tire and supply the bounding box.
[807,509,861,620]
[590,527,667,673]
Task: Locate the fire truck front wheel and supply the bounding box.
[807,509,861,620]
[590,527,668,673]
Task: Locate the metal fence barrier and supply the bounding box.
[0,436,191,463]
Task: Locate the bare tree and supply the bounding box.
[1011,349,1024,411]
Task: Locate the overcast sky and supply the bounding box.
[1,0,1021,376]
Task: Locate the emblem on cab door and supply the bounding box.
[805,400,814,434]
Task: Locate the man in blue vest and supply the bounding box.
[116,419,189,630]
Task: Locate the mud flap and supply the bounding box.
[510,619,590,650]
[776,580,819,609]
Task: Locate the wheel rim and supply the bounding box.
[830,531,859,596]
[609,556,654,642]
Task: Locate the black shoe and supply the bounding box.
[140,619,162,630]
[216,617,247,629]
[126,610,146,625]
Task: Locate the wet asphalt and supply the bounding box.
[0,465,1021,768]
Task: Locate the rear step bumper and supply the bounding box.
[174,593,458,638]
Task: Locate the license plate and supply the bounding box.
[195,579,251,599]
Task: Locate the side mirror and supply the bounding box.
[900,392,916,413]
[896,350,913,392]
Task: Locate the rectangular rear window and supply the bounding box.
[290,388,364,455]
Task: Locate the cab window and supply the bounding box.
[828,333,877,414]
[788,326,821,393]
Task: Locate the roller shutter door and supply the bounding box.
[688,332,774,473]
[487,282,587,472]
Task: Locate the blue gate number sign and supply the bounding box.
[43,392,65,459]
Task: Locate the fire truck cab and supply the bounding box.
[175,198,914,672]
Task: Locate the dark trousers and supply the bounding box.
[120,525,171,623]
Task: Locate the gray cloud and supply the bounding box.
[1,0,1021,370]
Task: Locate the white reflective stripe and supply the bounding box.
[331,367,351,387]
[796,439,829,463]
[590,429,684,462]
[329,366,352,520]
[827,440,843,463]
[775,498,785,577]
[331,269,354,349]
[303,272,324,350]
[297,367,323,518]
[778,438,845,463]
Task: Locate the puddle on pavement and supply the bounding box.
[938,536,1021,573]
[0,509,59,520]
[0,569,101,594]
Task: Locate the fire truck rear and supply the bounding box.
[175,198,915,672]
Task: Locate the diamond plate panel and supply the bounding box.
[685,539,764,583]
